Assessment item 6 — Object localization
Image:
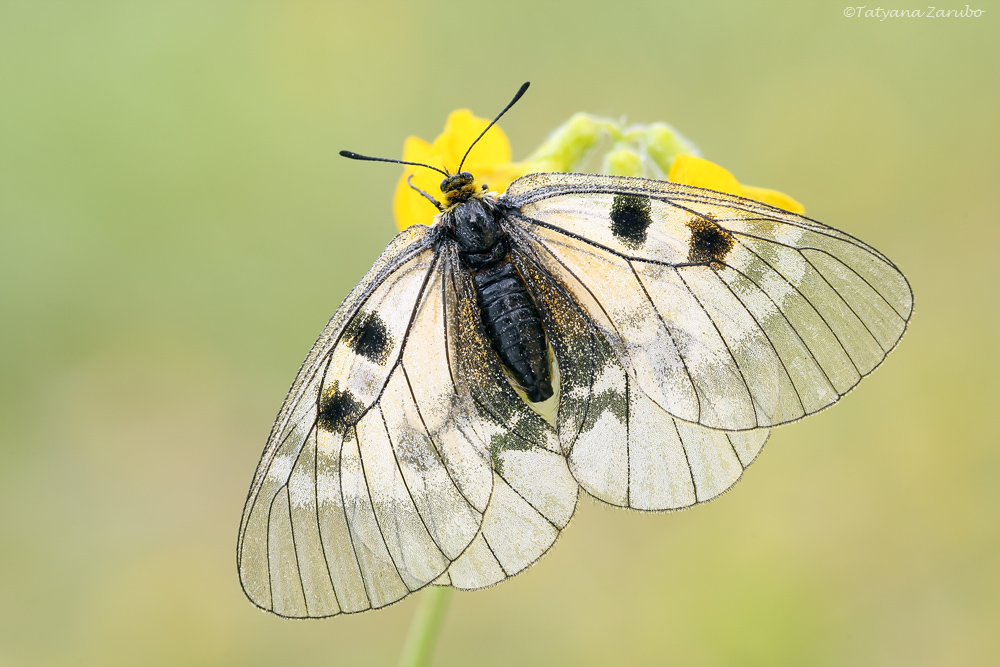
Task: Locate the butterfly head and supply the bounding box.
[440,171,489,210]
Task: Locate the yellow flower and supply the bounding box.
[392,112,804,230]
[667,154,804,213]
[393,110,531,231]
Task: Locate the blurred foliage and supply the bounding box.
[0,1,998,666]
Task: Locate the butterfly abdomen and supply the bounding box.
[472,260,553,403]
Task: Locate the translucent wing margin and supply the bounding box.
[504,173,913,431]
[238,228,495,618]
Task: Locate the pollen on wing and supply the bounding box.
[686,215,734,269]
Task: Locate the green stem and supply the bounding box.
[397,586,454,667]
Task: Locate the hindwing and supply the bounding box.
[508,239,770,510]
[437,253,579,589]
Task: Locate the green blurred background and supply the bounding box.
[1,1,997,665]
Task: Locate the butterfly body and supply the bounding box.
[440,172,553,403]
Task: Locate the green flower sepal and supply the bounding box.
[522,113,700,179]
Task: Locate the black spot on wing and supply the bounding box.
[342,312,392,365]
[317,384,364,432]
[687,216,734,268]
[610,194,653,249]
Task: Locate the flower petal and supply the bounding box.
[668,154,743,196]
[393,167,441,231]
[401,135,433,164]
[739,184,804,213]
[435,110,512,170]
[669,153,804,213]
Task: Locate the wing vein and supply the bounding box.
[284,479,310,616]
[625,372,631,508]
[356,411,412,592]
[725,432,750,471]
[627,262,702,423]
[797,246,885,355]
[399,364,481,515]
[674,266,758,427]
[512,211,683,268]
[718,257,839,398]
[493,465,562,532]
[480,531,511,578]
[671,416,699,505]
[734,238,862,378]
[806,246,908,327]
[312,425,343,613]
[341,425,373,606]
[708,265,807,417]
[377,385,452,558]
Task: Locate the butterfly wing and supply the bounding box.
[238,227,495,617]
[435,254,579,589]
[508,241,770,510]
[503,173,912,432]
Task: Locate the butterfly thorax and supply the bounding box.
[440,178,554,404]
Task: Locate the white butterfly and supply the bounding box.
[237,84,912,618]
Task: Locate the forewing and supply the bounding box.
[434,255,579,590]
[505,173,912,431]
[510,243,769,510]
[238,229,494,617]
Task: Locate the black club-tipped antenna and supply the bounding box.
[338,150,449,178]
[458,81,530,172]
[339,81,530,182]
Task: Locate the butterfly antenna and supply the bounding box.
[339,150,449,177]
[457,81,530,172]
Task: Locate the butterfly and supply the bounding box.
[237,83,912,618]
